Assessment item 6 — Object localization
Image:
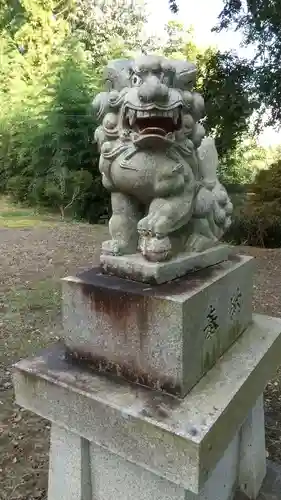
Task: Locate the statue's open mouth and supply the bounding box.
[124,106,182,137]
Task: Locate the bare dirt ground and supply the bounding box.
[0,220,281,499]
[0,221,108,500]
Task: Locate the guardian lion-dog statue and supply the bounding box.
[93,55,232,263]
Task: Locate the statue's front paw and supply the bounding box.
[186,234,216,253]
[138,214,159,236]
[102,239,130,256]
[138,212,173,239]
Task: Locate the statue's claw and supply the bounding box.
[138,215,156,236]
[102,239,132,256]
[138,212,174,239]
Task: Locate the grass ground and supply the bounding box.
[0,197,60,229]
[0,196,281,499]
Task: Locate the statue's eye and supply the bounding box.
[131,74,142,86]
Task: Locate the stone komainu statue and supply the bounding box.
[93,55,233,262]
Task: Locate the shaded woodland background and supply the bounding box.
[1,0,281,246]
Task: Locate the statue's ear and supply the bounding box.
[173,61,197,90]
[103,59,133,91]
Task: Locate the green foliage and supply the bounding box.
[216,0,281,127]
[0,0,147,221]
[249,161,281,218]
[44,169,93,219]
[225,212,281,248]
[219,137,271,184]
[226,159,281,247]
[163,21,209,62]
[68,0,153,66]
[1,44,107,219]
[163,21,192,59]
[162,22,257,165]
[199,50,257,159]
[0,0,266,222]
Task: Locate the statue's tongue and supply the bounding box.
[135,116,176,136]
[133,133,175,149]
[139,127,166,136]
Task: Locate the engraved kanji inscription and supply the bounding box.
[204,305,219,340]
[230,288,242,320]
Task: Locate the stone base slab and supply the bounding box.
[45,421,249,500]
[44,424,281,500]
[62,255,254,397]
[100,244,233,284]
[238,460,281,500]
[13,314,281,495]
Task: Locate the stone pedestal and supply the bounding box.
[13,314,281,499]
[100,244,233,285]
[62,255,254,397]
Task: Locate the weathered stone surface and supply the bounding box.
[89,438,187,500]
[47,421,243,500]
[48,424,92,500]
[238,396,266,498]
[42,422,281,500]
[62,255,254,397]
[100,244,232,284]
[258,460,281,500]
[13,313,281,494]
[93,55,233,272]
[235,461,281,500]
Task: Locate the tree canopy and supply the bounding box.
[0,0,267,221]
[162,21,257,166]
[168,0,179,13]
[216,0,281,127]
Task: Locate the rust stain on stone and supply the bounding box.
[63,256,245,397]
[80,279,150,349]
[77,254,243,300]
[65,347,183,398]
[140,390,181,420]
[19,345,183,413]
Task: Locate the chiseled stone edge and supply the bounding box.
[235,460,281,500]
[100,244,234,284]
[13,314,281,493]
